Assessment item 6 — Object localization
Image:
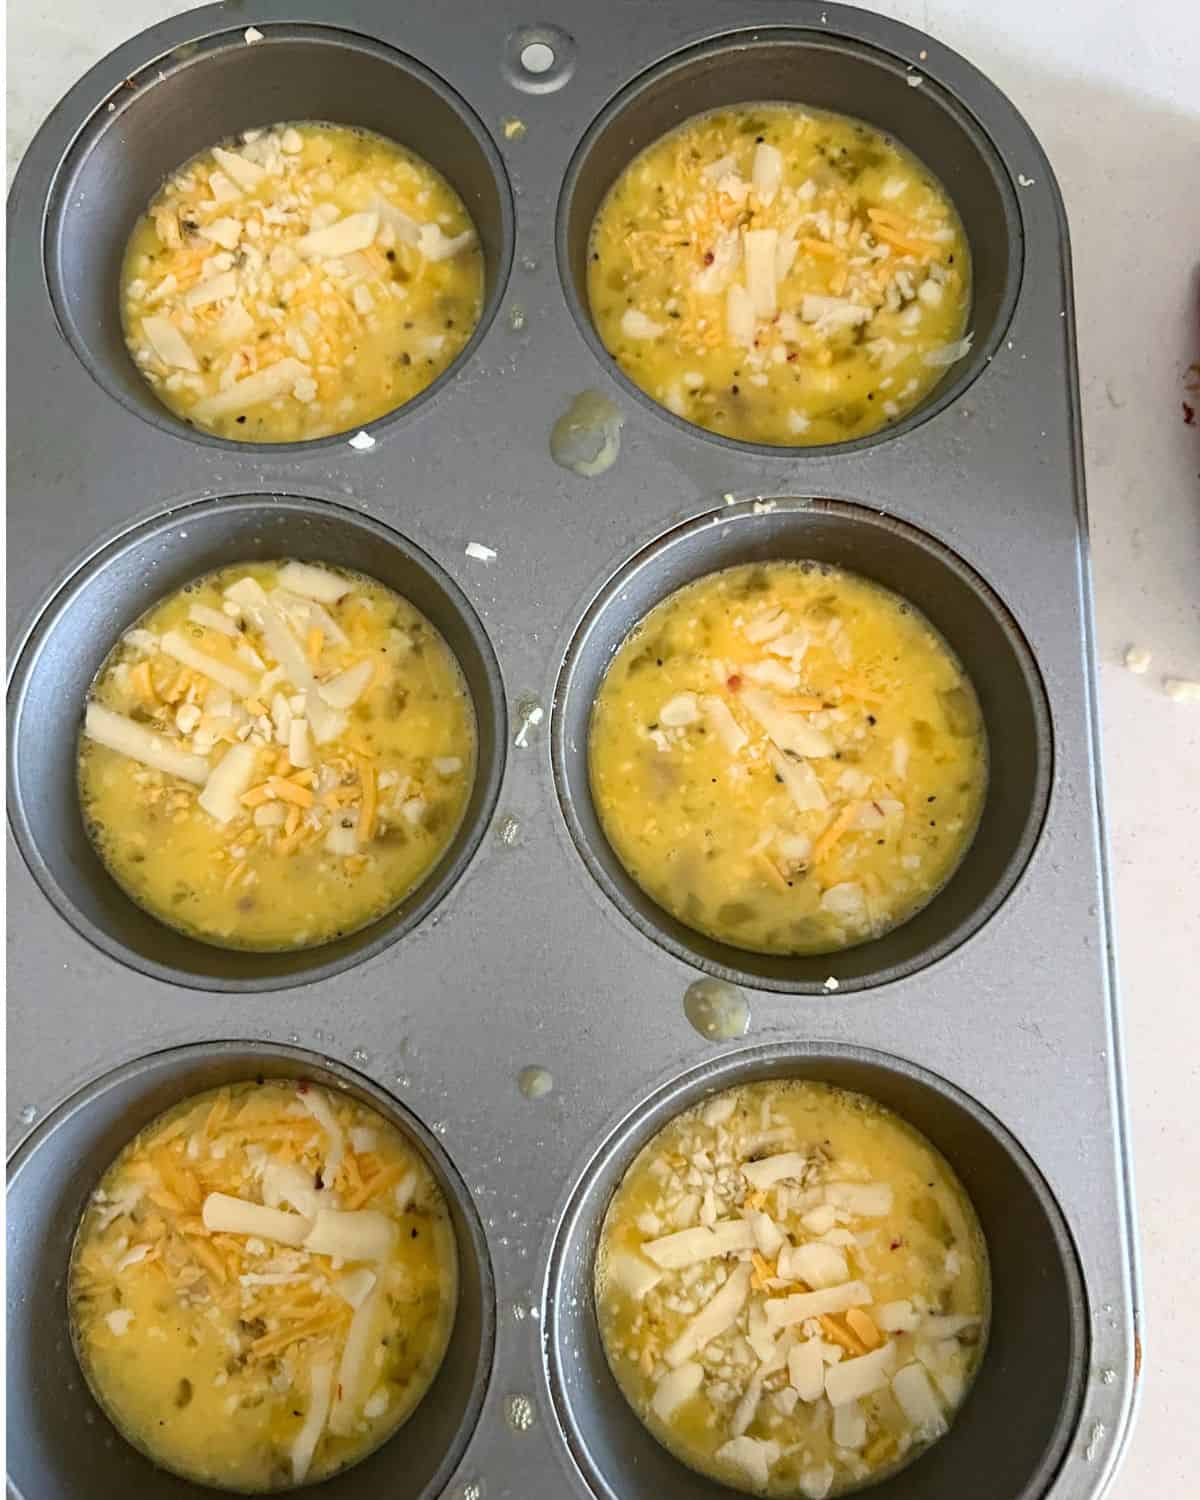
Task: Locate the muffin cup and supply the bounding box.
[543,1042,1087,1500]
[557,29,1021,454]
[553,498,1051,992]
[6,1042,495,1500]
[7,494,507,990]
[44,24,514,450]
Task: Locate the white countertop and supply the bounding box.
[7,2,1200,1494]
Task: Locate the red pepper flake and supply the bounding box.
[889,1237,903,1250]
[703,250,715,266]
[786,352,798,362]
[1184,401,1196,427]
[297,1080,310,1094]
[727,674,742,690]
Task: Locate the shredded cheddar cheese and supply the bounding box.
[588,103,971,447]
[79,560,475,951]
[69,1081,458,1490]
[590,561,986,957]
[121,123,483,443]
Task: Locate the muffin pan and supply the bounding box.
[7,3,1140,1499]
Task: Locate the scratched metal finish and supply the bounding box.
[6,4,1139,1499]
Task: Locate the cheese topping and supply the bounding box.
[589,561,987,957]
[69,1082,458,1491]
[78,559,475,951]
[595,1079,989,1497]
[588,103,970,447]
[120,122,482,442]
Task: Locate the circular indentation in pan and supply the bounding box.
[502,24,577,94]
[44,24,514,451]
[557,30,1022,455]
[544,1043,1087,1500]
[6,1041,495,1500]
[552,499,1051,992]
[7,495,506,991]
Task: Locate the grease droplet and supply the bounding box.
[496,813,521,848]
[505,1393,536,1432]
[286,1032,300,1045]
[508,304,527,332]
[1085,1421,1106,1461]
[351,1047,370,1065]
[683,978,749,1040]
[18,1105,37,1125]
[518,1066,553,1100]
[432,1120,447,1136]
[456,1482,485,1500]
[1100,1367,1116,1385]
[394,1074,411,1089]
[550,390,623,477]
[501,117,527,142]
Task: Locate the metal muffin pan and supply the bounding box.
[6,1043,494,1499]
[6,3,1140,1500]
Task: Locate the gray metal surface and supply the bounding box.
[5,3,1140,1498]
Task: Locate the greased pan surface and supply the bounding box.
[6,4,1139,1499]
